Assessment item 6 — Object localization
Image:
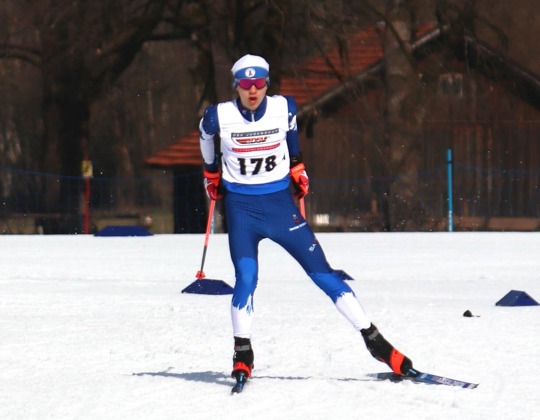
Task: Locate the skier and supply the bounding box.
[198,54,413,387]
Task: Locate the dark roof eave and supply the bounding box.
[297,25,447,121]
[465,35,540,103]
[297,62,384,121]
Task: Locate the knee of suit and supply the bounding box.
[232,257,258,309]
[310,271,354,302]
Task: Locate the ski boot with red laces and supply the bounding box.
[231,337,254,381]
[361,324,413,376]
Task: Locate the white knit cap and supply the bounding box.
[231,54,270,80]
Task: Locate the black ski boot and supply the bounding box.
[361,324,413,376]
[232,337,254,379]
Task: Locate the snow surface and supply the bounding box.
[1,232,539,420]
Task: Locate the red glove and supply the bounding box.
[290,162,309,198]
[203,169,223,200]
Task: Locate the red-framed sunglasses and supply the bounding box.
[237,78,267,90]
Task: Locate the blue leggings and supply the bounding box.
[225,188,354,311]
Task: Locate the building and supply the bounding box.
[146,22,540,233]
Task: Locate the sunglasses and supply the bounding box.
[237,78,267,90]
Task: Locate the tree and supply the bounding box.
[3,0,522,233]
[1,0,375,231]
[1,0,194,229]
[380,0,427,230]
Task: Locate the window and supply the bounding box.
[438,73,464,97]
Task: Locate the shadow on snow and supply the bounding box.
[132,368,366,386]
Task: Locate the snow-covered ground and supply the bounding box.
[1,232,539,420]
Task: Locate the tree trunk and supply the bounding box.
[41,77,89,233]
[382,0,423,230]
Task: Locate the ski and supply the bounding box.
[366,369,478,389]
[231,372,248,394]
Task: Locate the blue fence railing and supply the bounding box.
[1,163,539,233]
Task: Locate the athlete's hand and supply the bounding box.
[290,162,309,198]
[203,169,223,200]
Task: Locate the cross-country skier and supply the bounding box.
[198,54,414,386]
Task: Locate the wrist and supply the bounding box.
[290,153,303,167]
[204,162,218,173]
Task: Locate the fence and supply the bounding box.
[1,162,539,234]
[0,167,176,234]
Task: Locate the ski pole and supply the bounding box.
[196,199,216,279]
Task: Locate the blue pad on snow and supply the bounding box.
[95,225,152,237]
[495,290,539,307]
[182,279,234,295]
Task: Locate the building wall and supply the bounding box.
[301,59,540,230]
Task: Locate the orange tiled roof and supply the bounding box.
[145,130,201,167]
[146,23,438,168]
[280,27,383,108]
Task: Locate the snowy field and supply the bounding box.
[1,232,539,420]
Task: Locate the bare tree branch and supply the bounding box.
[0,43,42,66]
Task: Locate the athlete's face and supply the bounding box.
[236,78,268,111]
